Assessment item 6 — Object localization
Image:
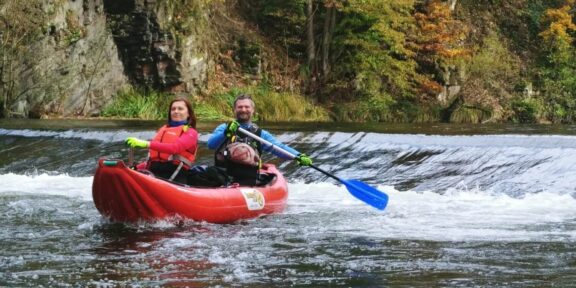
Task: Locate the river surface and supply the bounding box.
[1,119,576,287]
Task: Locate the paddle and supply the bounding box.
[237,127,389,210]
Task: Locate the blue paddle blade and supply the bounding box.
[341,179,389,210]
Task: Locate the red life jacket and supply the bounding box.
[149,125,196,169]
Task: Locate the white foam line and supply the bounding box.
[287,182,576,242]
[0,128,214,143]
[3,173,575,242]
[0,173,93,201]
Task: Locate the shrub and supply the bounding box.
[510,99,539,123]
[101,87,172,119]
[200,83,329,121]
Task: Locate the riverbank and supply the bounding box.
[95,85,330,123]
[3,118,576,137]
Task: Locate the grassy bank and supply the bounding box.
[102,85,330,122]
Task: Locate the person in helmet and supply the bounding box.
[207,93,312,186]
[125,97,198,184]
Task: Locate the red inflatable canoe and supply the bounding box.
[92,159,289,224]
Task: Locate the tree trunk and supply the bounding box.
[321,5,336,82]
[449,0,457,11]
[440,94,464,122]
[305,0,320,98]
[306,0,315,69]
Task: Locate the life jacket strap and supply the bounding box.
[168,154,194,168]
[168,162,184,181]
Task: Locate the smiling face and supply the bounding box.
[170,100,190,122]
[234,98,255,123]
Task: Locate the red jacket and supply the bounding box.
[147,125,198,169]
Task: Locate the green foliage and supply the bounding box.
[302,1,422,123]
[468,33,519,80]
[330,93,403,122]
[201,83,329,121]
[450,107,491,123]
[101,85,324,122]
[253,88,329,122]
[9,0,576,123]
[195,88,239,120]
[534,1,576,123]
[334,1,419,99]
[240,0,306,59]
[510,99,540,123]
[194,104,225,121]
[236,39,262,74]
[101,87,172,119]
[237,1,427,122]
[539,74,576,122]
[412,105,441,123]
[461,32,521,116]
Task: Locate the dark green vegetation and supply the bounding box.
[227,0,576,123]
[3,0,576,123]
[213,0,576,123]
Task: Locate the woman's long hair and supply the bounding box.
[168,97,197,129]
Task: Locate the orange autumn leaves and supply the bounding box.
[539,0,576,47]
[411,0,470,95]
[413,0,469,59]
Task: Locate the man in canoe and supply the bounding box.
[206,93,313,186]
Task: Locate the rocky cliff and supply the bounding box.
[1,0,211,118]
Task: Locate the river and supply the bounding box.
[1,119,575,287]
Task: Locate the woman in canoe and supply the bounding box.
[125,97,198,184]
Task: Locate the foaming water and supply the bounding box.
[4,128,576,195]
[0,128,186,143]
[2,173,575,243]
[1,174,575,286]
[282,132,576,197]
[289,182,576,242]
[0,173,93,200]
[3,124,576,286]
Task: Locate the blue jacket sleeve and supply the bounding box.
[260,129,301,160]
[207,124,227,150]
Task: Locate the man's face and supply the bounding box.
[234,99,254,122]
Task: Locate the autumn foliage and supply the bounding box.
[410,0,470,96]
[539,0,576,46]
[412,0,469,58]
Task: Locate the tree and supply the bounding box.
[411,0,469,96]
[339,1,419,98]
[305,0,315,70]
[537,0,576,122]
[320,0,339,82]
[0,0,45,117]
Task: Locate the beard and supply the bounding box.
[236,112,252,122]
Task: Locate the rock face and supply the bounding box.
[2,0,210,118]
[3,0,127,117]
[102,0,209,94]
